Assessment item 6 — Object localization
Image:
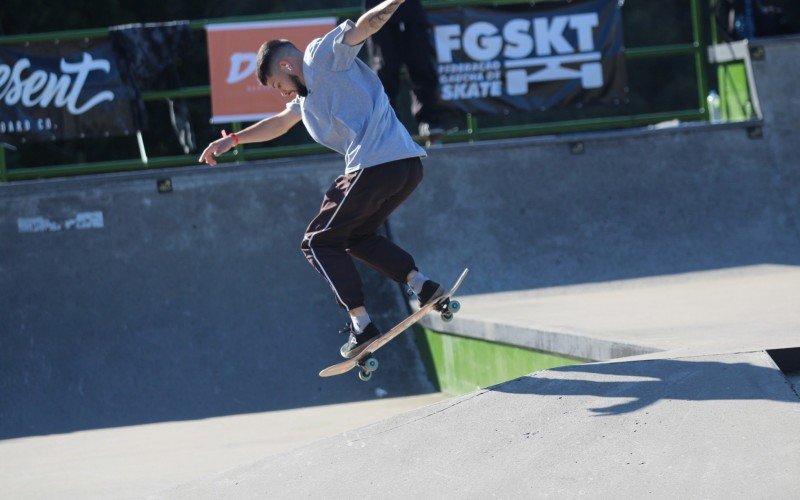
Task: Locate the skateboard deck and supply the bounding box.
[319,268,469,380]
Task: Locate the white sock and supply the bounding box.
[350,311,371,333]
[407,270,429,295]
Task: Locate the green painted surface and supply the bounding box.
[718,62,753,121]
[417,328,585,395]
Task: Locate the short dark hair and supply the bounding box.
[256,39,295,86]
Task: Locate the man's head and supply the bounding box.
[256,39,308,98]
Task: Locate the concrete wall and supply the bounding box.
[0,162,434,439]
[750,36,800,213]
[389,38,800,295]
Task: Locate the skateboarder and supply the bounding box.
[199,0,444,359]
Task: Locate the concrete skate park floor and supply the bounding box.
[5,264,797,498]
[164,351,800,499]
[159,264,799,498]
[0,393,448,499]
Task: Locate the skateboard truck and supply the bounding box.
[406,285,460,318]
[357,356,380,381]
[438,296,461,322]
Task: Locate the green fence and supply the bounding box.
[1,0,719,182]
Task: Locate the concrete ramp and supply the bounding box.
[162,351,800,498]
[0,164,434,440]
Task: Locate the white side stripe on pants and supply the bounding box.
[306,169,364,310]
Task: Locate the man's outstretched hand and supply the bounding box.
[198,133,236,166]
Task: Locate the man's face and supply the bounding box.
[266,68,308,99]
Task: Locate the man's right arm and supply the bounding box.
[343,0,405,46]
[198,108,302,166]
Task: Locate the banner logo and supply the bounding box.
[0,53,115,116]
[0,40,137,143]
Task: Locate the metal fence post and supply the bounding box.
[467,114,477,143]
[0,146,7,183]
[691,0,711,119]
[232,121,244,161]
[709,0,721,43]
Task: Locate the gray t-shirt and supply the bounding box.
[286,20,427,174]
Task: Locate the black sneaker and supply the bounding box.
[340,322,382,359]
[417,280,446,309]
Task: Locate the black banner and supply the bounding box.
[0,39,138,144]
[110,22,197,153]
[430,0,628,114]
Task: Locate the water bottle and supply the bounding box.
[707,90,722,124]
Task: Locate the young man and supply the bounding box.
[199,0,444,359]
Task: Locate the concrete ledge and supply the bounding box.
[418,265,800,363]
[419,314,660,361]
[0,115,762,195]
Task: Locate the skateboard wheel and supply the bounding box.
[441,310,454,322]
[448,300,461,313]
[364,357,379,372]
[358,370,373,382]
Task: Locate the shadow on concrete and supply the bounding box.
[493,357,800,415]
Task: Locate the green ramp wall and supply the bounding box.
[416,328,585,395]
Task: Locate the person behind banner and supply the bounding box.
[198,0,446,360]
[715,0,799,39]
[364,0,443,146]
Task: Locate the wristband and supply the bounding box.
[222,129,239,146]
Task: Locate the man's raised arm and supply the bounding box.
[343,0,405,46]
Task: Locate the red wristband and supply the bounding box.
[222,129,239,146]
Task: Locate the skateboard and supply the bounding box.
[319,268,469,382]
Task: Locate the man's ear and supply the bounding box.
[278,59,292,73]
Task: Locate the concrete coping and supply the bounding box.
[1,116,762,195]
[417,311,661,363]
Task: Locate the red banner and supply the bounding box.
[206,18,336,124]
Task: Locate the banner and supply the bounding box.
[206,18,337,124]
[0,39,138,143]
[110,21,196,153]
[429,0,628,114]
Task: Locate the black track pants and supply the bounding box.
[301,157,423,311]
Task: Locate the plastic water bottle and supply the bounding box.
[707,90,722,124]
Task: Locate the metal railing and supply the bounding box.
[0,0,712,182]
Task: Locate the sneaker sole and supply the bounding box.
[340,334,381,359]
